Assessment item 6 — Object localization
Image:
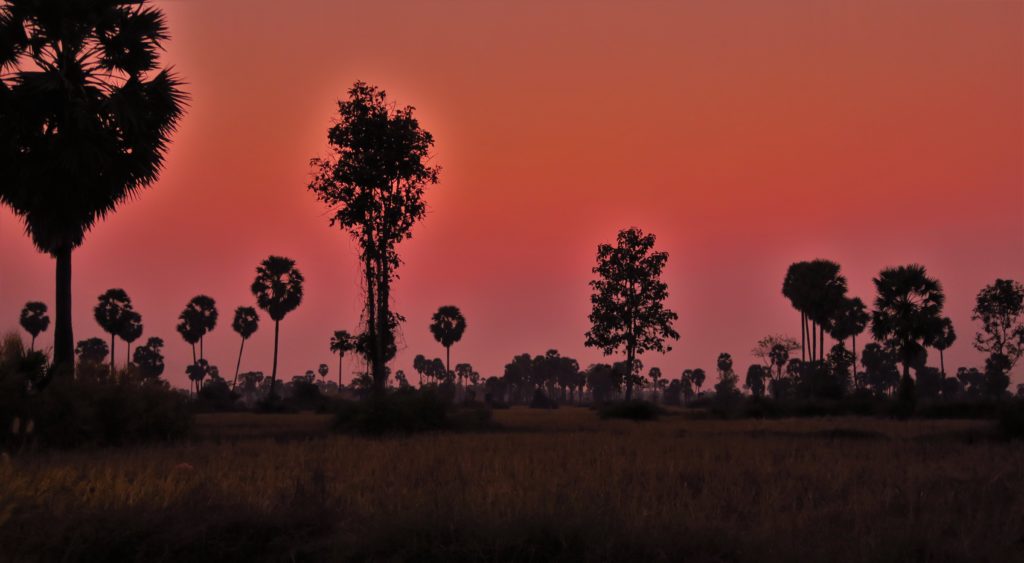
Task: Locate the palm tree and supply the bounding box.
[19,302,49,351]
[179,296,218,361]
[429,306,467,377]
[871,264,946,403]
[118,310,143,366]
[251,256,304,401]
[783,260,848,362]
[932,317,956,379]
[828,297,869,379]
[94,289,133,373]
[0,0,186,374]
[330,330,356,387]
[231,306,260,389]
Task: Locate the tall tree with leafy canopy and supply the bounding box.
[782,260,848,362]
[828,297,869,376]
[585,227,679,401]
[177,295,217,363]
[871,264,946,404]
[94,289,133,373]
[118,309,143,366]
[329,330,356,387]
[251,256,304,401]
[972,279,1024,370]
[0,0,185,375]
[19,301,49,351]
[430,305,466,377]
[230,306,259,388]
[308,82,441,394]
[133,336,165,380]
[76,337,108,366]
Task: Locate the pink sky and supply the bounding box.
[1,0,1022,389]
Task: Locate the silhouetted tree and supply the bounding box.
[983,353,1012,398]
[585,227,679,401]
[132,337,165,380]
[871,265,945,406]
[308,82,441,394]
[861,343,900,397]
[94,289,133,373]
[648,367,663,403]
[430,305,466,378]
[714,353,739,397]
[18,301,49,351]
[330,330,356,387]
[753,334,799,398]
[932,317,956,379]
[957,366,986,398]
[782,260,848,362]
[828,297,869,377]
[0,0,185,374]
[251,256,304,402]
[118,310,143,366]
[972,279,1024,370]
[691,368,707,396]
[180,295,217,362]
[76,337,108,366]
[231,306,260,389]
[186,359,210,396]
[318,363,329,384]
[745,364,767,398]
[586,363,616,404]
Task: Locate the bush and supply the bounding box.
[598,400,660,421]
[529,390,558,409]
[332,389,494,435]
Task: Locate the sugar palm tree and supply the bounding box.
[871,264,946,403]
[429,305,466,377]
[0,0,186,374]
[19,301,49,351]
[783,260,848,362]
[94,289,133,372]
[251,256,304,401]
[932,317,956,378]
[828,297,869,377]
[118,310,143,366]
[179,296,217,361]
[231,306,260,389]
[330,330,356,387]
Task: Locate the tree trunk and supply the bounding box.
[200,335,204,362]
[800,312,806,362]
[338,353,344,387]
[269,320,280,401]
[126,343,131,367]
[820,324,825,361]
[852,333,858,388]
[233,337,245,389]
[940,349,945,378]
[52,247,74,376]
[624,348,635,401]
[30,335,36,352]
[110,333,116,375]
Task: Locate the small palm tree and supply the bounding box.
[179,296,218,361]
[932,317,956,378]
[429,305,467,377]
[871,264,946,404]
[828,297,869,376]
[231,306,260,389]
[118,310,143,366]
[94,289,133,372]
[330,330,356,387]
[318,363,329,383]
[251,256,304,401]
[19,302,50,351]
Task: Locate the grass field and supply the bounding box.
[1,408,1022,562]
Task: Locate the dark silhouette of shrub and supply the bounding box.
[997,401,1024,440]
[332,390,493,435]
[598,400,660,421]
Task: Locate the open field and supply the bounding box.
[1,408,1022,562]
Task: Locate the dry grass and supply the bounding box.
[1,408,1021,562]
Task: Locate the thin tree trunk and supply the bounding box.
[625,348,635,401]
[30,335,35,352]
[233,337,245,389]
[852,333,858,387]
[810,320,816,362]
[940,349,945,378]
[269,320,280,401]
[200,335,204,362]
[53,247,74,376]
[110,333,116,375]
[126,343,131,367]
[800,312,807,362]
[338,353,343,387]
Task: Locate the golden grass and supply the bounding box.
[1,408,1021,562]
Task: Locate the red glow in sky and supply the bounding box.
[1,0,1022,388]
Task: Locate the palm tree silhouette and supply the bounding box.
[19,302,49,351]
[783,260,848,362]
[231,306,260,389]
[118,310,143,367]
[430,305,467,378]
[330,330,356,387]
[0,1,185,374]
[180,296,218,362]
[828,297,869,378]
[176,308,203,365]
[932,317,956,379]
[871,264,946,404]
[251,256,304,401]
[94,289,133,373]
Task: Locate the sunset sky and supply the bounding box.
[1,0,1022,389]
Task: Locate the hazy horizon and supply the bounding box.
[1,0,1021,389]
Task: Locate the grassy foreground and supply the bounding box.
[1,408,1022,562]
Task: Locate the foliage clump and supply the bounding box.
[598,400,661,421]
[332,389,492,435]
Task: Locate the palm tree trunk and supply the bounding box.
[820,325,825,360]
[199,335,204,362]
[110,333,116,375]
[233,337,245,389]
[810,320,816,362]
[269,320,280,401]
[852,333,858,387]
[30,335,36,352]
[940,349,945,379]
[53,246,74,376]
[800,312,806,362]
[338,353,343,387]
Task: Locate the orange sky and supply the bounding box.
[1,0,1022,389]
